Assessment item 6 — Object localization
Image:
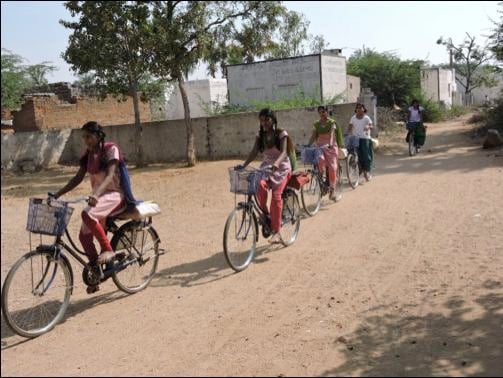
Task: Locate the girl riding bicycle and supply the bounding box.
[406,99,427,152]
[347,103,374,181]
[53,121,131,293]
[237,108,295,244]
[308,105,341,201]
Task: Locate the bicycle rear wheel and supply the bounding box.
[280,190,301,246]
[300,171,321,216]
[223,207,257,272]
[346,153,359,189]
[1,250,72,338]
[111,222,160,294]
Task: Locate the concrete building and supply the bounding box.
[226,51,350,107]
[165,79,228,120]
[456,73,503,106]
[420,68,458,108]
[346,75,361,103]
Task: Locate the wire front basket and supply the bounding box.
[228,168,265,195]
[300,146,323,165]
[26,198,74,236]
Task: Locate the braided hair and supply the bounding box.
[257,108,294,154]
[79,121,108,169]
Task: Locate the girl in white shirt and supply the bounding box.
[348,103,374,181]
[406,99,427,150]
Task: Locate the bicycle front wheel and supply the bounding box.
[223,207,257,272]
[280,190,301,246]
[301,171,321,216]
[408,134,417,156]
[1,250,72,338]
[111,222,160,294]
[346,153,359,189]
[335,164,344,201]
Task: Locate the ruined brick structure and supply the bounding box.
[12,89,151,132]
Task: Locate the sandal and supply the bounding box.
[86,285,100,294]
[269,233,283,244]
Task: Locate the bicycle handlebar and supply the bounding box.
[47,192,90,205]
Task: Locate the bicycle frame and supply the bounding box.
[33,216,156,295]
[306,161,331,196]
[235,193,270,239]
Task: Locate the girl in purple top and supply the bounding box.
[238,108,295,243]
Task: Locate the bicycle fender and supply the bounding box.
[111,221,161,249]
[252,212,259,242]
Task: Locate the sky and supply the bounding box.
[1,1,500,83]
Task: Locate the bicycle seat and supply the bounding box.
[109,201,161,221]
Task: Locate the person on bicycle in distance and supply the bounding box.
[307,105,341,201]
[406,99,427,152]
[237,108,295,244]
[347,103,374,181]
[53,121,127,292]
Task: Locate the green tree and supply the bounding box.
[25,62,58,87]
[309,34,330,54]
[73,72,96,88]
[266,10,309,59]
[151,1,285,166]
[203,3,284,78]
[437,34,495,103]
[488,2,503,64]
[1,49,30,111]
[347,48,425,107]
[60,1,159,167]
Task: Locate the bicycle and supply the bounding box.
[223,167,301,272]
[343,136,360,190]
[406,122,426,156]
[299,145,344,217]
[1,195,163,338]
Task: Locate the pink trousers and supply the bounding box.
[79,192,124,262]
[317,148,338,189]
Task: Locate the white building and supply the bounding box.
[420,68,458,108]
[165,79,228,120]
[226,50,350,107]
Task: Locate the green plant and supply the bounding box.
[404,90,443,122]
[204,86,344,115]
[445,105,469,119]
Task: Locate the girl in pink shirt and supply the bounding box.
[54,121,125,293]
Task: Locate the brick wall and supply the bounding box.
[12,94,151,132]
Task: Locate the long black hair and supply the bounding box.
[257,108,294,154]
[80,121,108,169]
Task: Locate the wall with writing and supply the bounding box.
[227,55,322,107]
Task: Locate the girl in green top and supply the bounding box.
[307,105,342,201]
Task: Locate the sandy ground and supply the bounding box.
[1,114,502,377]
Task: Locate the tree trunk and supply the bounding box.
[131,83,145,167]
[178,76,196,166]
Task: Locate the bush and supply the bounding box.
[376,106,404,130]
[404,90,443,122]
[468,112,487,124]
[445,105,469,119]
[486,97,503,132]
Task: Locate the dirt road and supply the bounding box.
[1,115,502,376]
